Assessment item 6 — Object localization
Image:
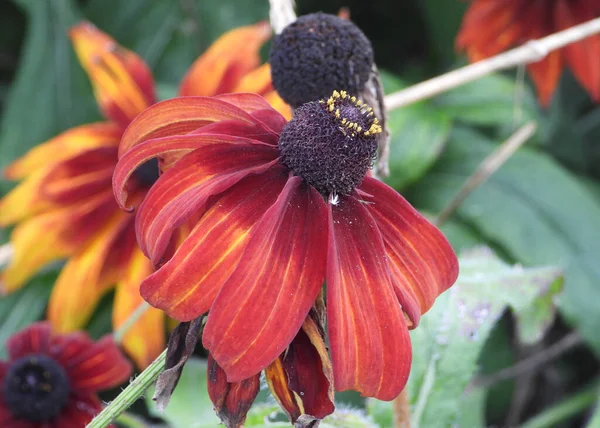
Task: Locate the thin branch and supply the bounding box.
[393,389,411,428]
[385,17,600,111]
[435,121,537,227]
[268,0,296,34]
[472,332,583,390]
[113,301,152,344]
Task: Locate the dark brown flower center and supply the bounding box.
[134,158,160,187]
[2,354,70,422]
[278,90,381,196]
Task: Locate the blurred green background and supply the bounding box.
[2,0,600,427]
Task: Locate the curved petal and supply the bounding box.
[178,22,271,96]
[141,166,288,321]
[135,141,279,265]
[4,122,121,180]
[63,335,132,392]
[47,211,132,332]
[214,92,288,134]
[6,322,52,359]
[113,133,275,211]
[327,195,411,400]
[359,177,459,327]
[118,96,276,157]
[203,177,328,382]
[113,246,164,369]
[70,22,155,126]
[1,191,117,293]
[41,146,117,204]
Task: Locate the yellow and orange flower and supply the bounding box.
[0,21,289,369]
[456,0,600,106]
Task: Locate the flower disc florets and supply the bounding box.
[278,90,382,196]
[2,354,70,422]
[269,12,374,108]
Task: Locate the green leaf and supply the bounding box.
[365,399,393,428]
[0,271,55,358]
[408,127,600,351]
[380,71,451,189]
[408,247,562,427]
[434,73,539,127]
[145,358,220,428]
[1,0,99,174]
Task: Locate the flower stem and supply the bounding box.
[87,348,167,428]
[393,389,411,428]
[113,301,151,344]
[521,381,599,428]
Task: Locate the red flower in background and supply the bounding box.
[113,90,458,403]
[0,21,289,369]
[456,0,600,106]
[0,322,131,427]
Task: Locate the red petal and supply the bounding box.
[203,178,328,381]
[135,140,278,265]
[7,322,52,359]
[214,93,287,134]
[207,354,260,428]
[51,393,102,428]
[359,177,458,327]
[556,0,600,101]
[141,167,288,320]
[118,96,278,157]
[327,195,411,400]
[63,336,132,392]
[113,133,276,211]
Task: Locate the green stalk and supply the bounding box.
[521,381,599,428]
[87,349,167,428]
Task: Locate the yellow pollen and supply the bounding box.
[335,109,340,118]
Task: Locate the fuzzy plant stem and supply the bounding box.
[86,349,167,428]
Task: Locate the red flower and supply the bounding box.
[113,91,459,400]
[0,322,131,427]
[456,0,600,106]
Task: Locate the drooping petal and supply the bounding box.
[6,322,52,359]
[135,141,279,265]
[118,96,277,157]
[266,311,335,422]
[327,195,411,400]
[113,246,164,369]
[556,0,600,102]
[41,146,117,205]
[203,177,328,382]
[358,177,459,327]
[527,52,563,107]
[141,167,288,320]
[113,133,276,211]
[4,122,121,180]
[1,191,117,293]
[63,335,132,392]
[70,22,155,126]
[47,211,133,332]
[178,22,271,96]
[207,354,260,428]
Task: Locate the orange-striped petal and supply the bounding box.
[207,354,260,428]
[113,246,163,369]
[6,322,53,359]
[134,140,278,265]
[0,171,53,225]
[326,195,411,400]
[117,96,278,157]
[4,122,121,180]
[1,191,116,293]
[47,210,132,332]
[70,22,156,126]
[63,335,132,392]
[359,177,459,327]
[203,177,328,382]
[141,167,288,321]
[266,313,334,422]
[179,22,271,97]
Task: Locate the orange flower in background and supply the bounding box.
[0,21,288,369]
[456,0,600,106]
[113,90,459,401]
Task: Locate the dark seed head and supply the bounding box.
[2,354,70,422]
[278,90,381,196]
[134,157,160,187]
[269,12,374,108]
